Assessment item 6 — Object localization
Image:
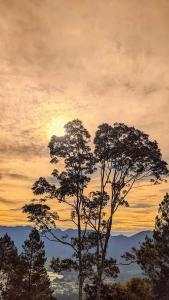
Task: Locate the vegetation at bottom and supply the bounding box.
[0,228,55,300]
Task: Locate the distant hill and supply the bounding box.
[0,226,153,286]
[0,226,153,261]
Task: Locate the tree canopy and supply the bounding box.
[23,120,168,300]
[21,228,54,300]
[0,230,55,300]
[0,234,22,300]
[124,193,169,300]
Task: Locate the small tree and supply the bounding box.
[23,119,96,300]
[124,278,154,300]
[85,283,127,300]
[21,228,54,300]
[125,193,169,300]
[0,234,22,300]
[85,278,154,300]
[85,123,168,300]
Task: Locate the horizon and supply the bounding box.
[0,224,153,237]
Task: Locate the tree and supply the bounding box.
[124,277,154,300]
[21,228,54,300]
[85,283,127,300]
[23,120,168,300]
[85,123,168,300]
[85,278,154,300]
[0,234,22,300]
[125,193,169,300]
[23,119,96,300]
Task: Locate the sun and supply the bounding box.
[47,116,69,138]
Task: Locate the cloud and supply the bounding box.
[130,203,156,209]
[7,173,32,180]
[0,197,14,205]
[10,208,22,212]
[0,172,33,181]
[0,141,48,159]
[160,188,169,193]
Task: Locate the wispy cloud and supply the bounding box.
[0,197,14,205]
[0,172,33,181]
[130,203,157,209]
[0,142,48,159]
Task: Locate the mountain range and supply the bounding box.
[0,226,153,262]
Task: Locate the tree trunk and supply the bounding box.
[79,275,83,300]
[96,217,113,300]
[96,271,102,300]
[96,165,105,300]
[77,200,83,300]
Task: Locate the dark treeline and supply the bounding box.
[0,120,168,300]
[124,193,169,300]
[0,228,55,300]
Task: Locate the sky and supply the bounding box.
[0,0,169,233]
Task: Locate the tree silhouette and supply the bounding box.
[85,123,168,300]
[21,228,54,300]
[0,234,22,300]
[85,278,154,300]
[23,119,96,300]
[124,278,154,300]
[23,120,168,300]
[124,193,169,300]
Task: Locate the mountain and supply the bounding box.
[0,226,153,261]
[0,226,153,296]
[107,230,153,260]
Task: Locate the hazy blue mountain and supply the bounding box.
[0,226,153,261]
[0,225,153,298]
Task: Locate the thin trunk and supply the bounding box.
[96,221,112,300]
[96,249,102,300]
[96,270,102,300]
[79,273,83,300]
[96,163,106,300]
[27,247,33,300]
[78,224,83,300]
[77,198,83,300]
[96,194,117,300]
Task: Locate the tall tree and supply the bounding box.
[23,119,96,300]
[21,228,54,300]
[23,120,168,300]
[124,193,169,300]
[0,234,22,300]
[85,123,168,300]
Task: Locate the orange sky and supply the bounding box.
[0,0,169,233]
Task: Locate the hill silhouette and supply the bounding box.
[0,226,153,261]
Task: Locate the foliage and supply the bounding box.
[23,120,168,300]
[21,228,55,300]
[124,193,169,300]
[85,278,154,300]
[0,231,55,300]
[85,283,127,300]
[124,277,155,300]
[23,119,96,300]
[84,122,168,299]
[0,234,23,300]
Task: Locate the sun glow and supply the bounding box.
[47,116,69,138]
